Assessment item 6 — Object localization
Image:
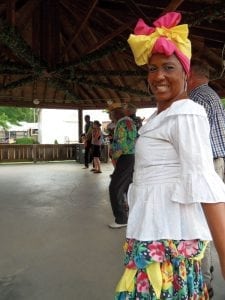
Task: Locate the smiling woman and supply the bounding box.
[147,53,187,113]
[114,11,225,300]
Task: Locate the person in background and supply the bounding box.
[80,133,86,144]
[83,114,93,169]
[115,12,225,299]
[106,110,117,168]
[188,58,225,297]
[188,59,225,179]
[91,120,103,173]
[108,103,137,229]
[125,103,143,131]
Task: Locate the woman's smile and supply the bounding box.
[147,53,187,112]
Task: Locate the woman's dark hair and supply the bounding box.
[93,120,101,127]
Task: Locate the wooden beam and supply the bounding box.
[6,0,16,26]
[40,0,60,69]
[62,0,98,58]
[85,22,132,54]
[126,0,149,20]
[32,3,40,57]
[16,0,40,31]
[78,109,83,138]
[162,0,184,13]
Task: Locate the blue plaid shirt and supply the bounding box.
[189,84,225,158]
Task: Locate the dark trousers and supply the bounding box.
[109,154,135,224]
[84,142,92,168]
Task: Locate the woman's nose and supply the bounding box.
[148,68,165,81]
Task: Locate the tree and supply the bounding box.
[0,107,36,129]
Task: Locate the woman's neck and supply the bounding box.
[157,95,187,114]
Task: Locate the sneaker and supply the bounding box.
[108,222,127,229]
[94,170,102,173]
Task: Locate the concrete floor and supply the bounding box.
[0,162,224,300]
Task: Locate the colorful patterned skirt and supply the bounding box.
[115,239,209,300]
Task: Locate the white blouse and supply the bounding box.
[126,99,225,241]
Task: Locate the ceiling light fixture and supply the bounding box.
[33,99,40,105]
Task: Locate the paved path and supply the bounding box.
[0,162,224,299]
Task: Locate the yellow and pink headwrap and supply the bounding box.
[128,12,191,74]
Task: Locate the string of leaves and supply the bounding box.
[0,75,37,90]
[0,62,32,74]
[55,41,127,72]
[0,4,224,100]
[74,77,150,97]
[184,2,225,26]
[0,19,45,74]
[65,69,147,79]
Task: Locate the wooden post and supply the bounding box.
[78,109,83,141]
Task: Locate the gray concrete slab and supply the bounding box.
[0,162,224,300]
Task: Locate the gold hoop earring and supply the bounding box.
[184,80,187,92]
[148,83,152,95]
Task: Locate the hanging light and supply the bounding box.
[33,98,40,105]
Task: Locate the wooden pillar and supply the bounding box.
[78,109,83,140]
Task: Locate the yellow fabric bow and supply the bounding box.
[128,24,191,66]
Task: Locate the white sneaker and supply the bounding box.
[108,222,127,229]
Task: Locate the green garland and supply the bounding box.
[0,19,45,74]
[56,41,127,72]
[185,2,225,26]
[65,69,147,79]
[0,4,225,100]
[74,77,149,97]
[0,62,32,74]
[0,75,36,90]
[49,77,81,102]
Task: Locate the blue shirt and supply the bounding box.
[189,84,225,158]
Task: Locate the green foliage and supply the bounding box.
[0,107,36,129]
[0,112,9,129]
[221,98,225,108]
[15,137,37,144]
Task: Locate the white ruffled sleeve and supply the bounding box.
[170,114,225,204]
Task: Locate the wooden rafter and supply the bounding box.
[0,0,225,109]
[62,0,98,59]
[162,0,185,13]
[6,0,16,26]
[40,0,60,69]
[85,22,132,54]
[16,0,40,31]
[126,0,149,20]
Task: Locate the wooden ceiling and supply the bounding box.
[0,0,225,110]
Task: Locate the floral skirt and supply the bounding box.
[115,239,209,300]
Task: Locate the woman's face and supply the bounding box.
[147,53,187,111]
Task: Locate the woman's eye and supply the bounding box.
[148,66,157,73]
[164,65,175,71]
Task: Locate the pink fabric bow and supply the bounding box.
[127,12,191,74]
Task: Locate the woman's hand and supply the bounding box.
[202,202,225,281]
